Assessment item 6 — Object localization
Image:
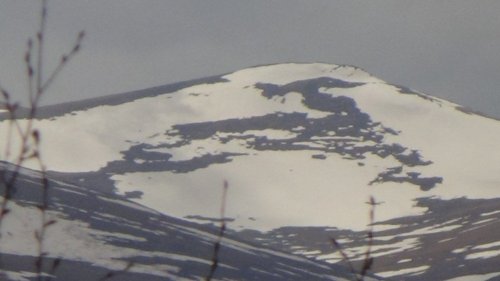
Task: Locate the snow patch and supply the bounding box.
[377,265,429,278]
[444,272,500,281]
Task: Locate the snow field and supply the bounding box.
[113,150,427,231]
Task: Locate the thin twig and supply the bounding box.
[97,261,134,281]
[40,30,84,95]
[25,38,35,106]
[330,196,377,281]
[206,180,229,281]
[46,258,61,281]
[359,196,376,280]
[35,0,47,108]
[330,237,358,277]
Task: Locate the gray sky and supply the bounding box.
[1,0,500,118]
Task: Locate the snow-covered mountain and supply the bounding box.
[1,63,500,280]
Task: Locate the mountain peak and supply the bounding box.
[224,63,382,86]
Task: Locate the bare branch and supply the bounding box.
[330,237,358,278]
[25,38,35,104]
[40,30,85,96]
[206,180,229,281]
[35,0,48,106]
[330,196,377,281]
[97,261,134,281]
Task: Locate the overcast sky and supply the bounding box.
[1,0,500,118]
